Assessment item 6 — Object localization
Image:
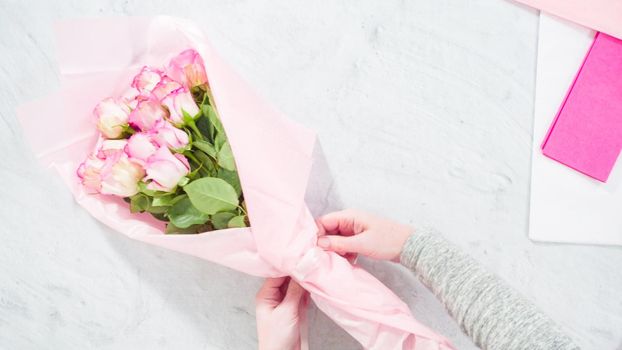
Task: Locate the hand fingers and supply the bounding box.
[315,218,326,237]
[317,233,366,255]
[255,277,287,309]
[277,280,307,314]
[318,209,366,236]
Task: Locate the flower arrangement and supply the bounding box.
[77,49,247,234]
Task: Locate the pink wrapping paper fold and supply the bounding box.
[512,0,622,40]
[17,16,453,350]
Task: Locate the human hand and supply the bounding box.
[316,209,414,262]
[255,277,308,350]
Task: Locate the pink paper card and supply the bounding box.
[513,0,622,40]
[541,33,622,182]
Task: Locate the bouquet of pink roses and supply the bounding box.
[17,16,453,350]
[78,49,248,234]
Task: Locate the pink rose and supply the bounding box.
[94,98,130,139]
[132,66,163,95]
[99,152,145,197]
[125,132,158,163]
[77,155,105,194]
[152,121,189,150]
[166,49,208,88]
[78,139,145,197]
[96,139,128,159]
[120,88,141,109]
[161,88,199,125]
[129,98,168,131]
[144,146,190,192]
[151,76,183,101]
[77,138,127,194]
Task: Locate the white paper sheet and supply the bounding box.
[529,14,622,246]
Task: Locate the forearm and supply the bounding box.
[400,228,579,350]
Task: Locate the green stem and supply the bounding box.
[186,119,204,141]
[184,152,202,166]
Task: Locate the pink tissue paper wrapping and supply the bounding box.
[541,33,622,182]
[512,0,622,40]
[16,17,453,350]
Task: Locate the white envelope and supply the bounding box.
[529,14,622,246]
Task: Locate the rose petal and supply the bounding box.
[129,98,168,131]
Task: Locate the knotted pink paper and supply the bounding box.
[17,16,453,350]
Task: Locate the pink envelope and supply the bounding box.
[17,17,453,350]
[513,0,622,40]
[541,33,622,182]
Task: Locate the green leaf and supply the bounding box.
[137,182,157,196]
[183,177,239,215]
[193,140,217,158]
[201,104,224,135]
[183,111,194,126]
[195,115,214,142]
[146,205,168,214]
[194,150,216,175]
[152,194,186,207]
[218,168,242,197]
[212,212,237,230]
[228,215,247,228]
[182,109,199,121]
[168,197,210,229]
[217,142,236,171]
[214,132,226,151]
[130,194,150,213]
[165,222,211,234]
[152,194,174,207]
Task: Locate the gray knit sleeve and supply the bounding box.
[399,228,580,350]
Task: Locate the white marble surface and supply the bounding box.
[1,1,621,349]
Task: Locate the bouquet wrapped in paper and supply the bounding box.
[17,16,453,350]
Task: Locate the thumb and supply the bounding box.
[317,234,366,255]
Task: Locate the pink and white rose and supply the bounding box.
[161,88,199,125]
[100,152,145,197]
[152,121,189,150]
[78,139,144,197]
[151,76,183,100]
[97,139,128,159]
[94,98,130,139]
[129,98,168,131]
[132,66,163,95]
[166,49,208,88]
[144,146,190,192]
[125,132,158,163]
[77,155,105,194]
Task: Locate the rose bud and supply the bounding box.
[161,88,199,126]
[152,121,189,150]
[132,66,163,95]
[99,152,145,197]
[125,132,158,163]
[151,76,183,101]
[94,98,130,139]
[166,49,208,88]
[128,98,168,131]
[144,146,190,192]
[77,155,105,194]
